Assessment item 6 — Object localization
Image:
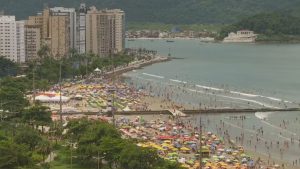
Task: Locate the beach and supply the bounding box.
[35,39,300,168]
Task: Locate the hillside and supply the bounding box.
[219,13,300,41]
[0,0,300,24]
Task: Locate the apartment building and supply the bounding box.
[16,20,26,63]
[76,3,88,54]
[86,7,125,57]
[0,16,17,62]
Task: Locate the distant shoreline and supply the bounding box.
[127,37,202,40]
[127,37,300,44]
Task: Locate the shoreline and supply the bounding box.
[128,37,300,44]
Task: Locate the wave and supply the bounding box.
[194,83,292,103]
[170,79,187,84]
[196,84,224,91]
[229,91,258,97]
[142,73,165,79]
[255,112,273,120]
[138,72,293,104]
[261,120,296,136]
[131,73,290,108]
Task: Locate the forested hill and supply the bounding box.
[0,0,300,24]
[219,13,300,41]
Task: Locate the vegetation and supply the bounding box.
[25,50,134,84]
[0,107,52,169]
[128,22,224,32]
[1,49,180,169]
[219,13,300,41]
[1,0,300,24]
[0,57,18,78]
[62,119,184,169]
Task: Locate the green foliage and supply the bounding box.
[25,52,134,84]
[219,13,300,41]
[119,144,159,169]
[22,105,52,126]
[128,22,224,32]
[0,57,18,78]
[14,127,42,150]
[0,140,32,169]
[0,77,31,93]
[1,0,300,24]
[65,119,184,169]
[0,86,29,112]
[0,122,51,169]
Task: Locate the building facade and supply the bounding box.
[16,20,26,63]
[86,7,125,57]
[24,22,41,61]
[0,5,125,63]
[0,16,18,62]
[76,3,88,54]
[48,15,70,58]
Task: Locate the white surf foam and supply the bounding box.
[142,73,165,79]
[261,120,297,136]
[255,112,273,120]
[170,79,187,84]
[230,91,258,97]
[196,84,224,91]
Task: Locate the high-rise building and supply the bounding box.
[86,7,125,57]
[50,7,77,51]
[16,20,26,63]
[48,15,70,58]
[24,22,41,61]
[76,3,88,54]
[23,6,125,60]
[0,15,17,62]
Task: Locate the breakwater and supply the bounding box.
[63,107,300,116]
[104,56,170,78]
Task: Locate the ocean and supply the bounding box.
[124,39,300,164]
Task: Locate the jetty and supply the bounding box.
[104,56,170,78]
[62,107,300,116]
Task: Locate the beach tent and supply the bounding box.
[123,106,131,111]
[35,95,51,102]
[94,67,101,72]
[50,96,70,102]
[74,94,83,100]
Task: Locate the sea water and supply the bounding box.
[125,39,300,163]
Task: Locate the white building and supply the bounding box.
[223,30,257,43]
[16,20,26,63]
[0,15,17,62]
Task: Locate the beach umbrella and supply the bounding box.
[218,155,225,159]
[180,147,190,151]
[241,158,248,164]
[240,153,247,158]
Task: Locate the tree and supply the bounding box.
[0,77,31,93]
[0,140,32,169]
[37,45,51,59]
[119,145,159,169]
[22,105,52,127]
[0,86,29,113]
[14,127,42,151]
[36,139,52,161]
[0,57,18,78]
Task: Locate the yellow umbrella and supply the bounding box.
[180,147,190,151]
